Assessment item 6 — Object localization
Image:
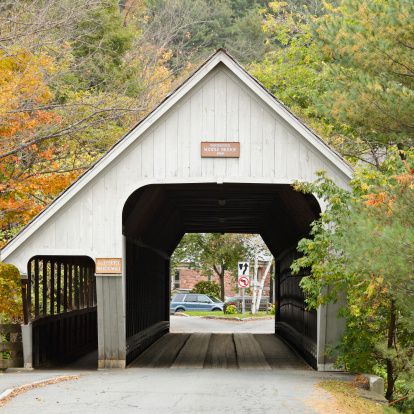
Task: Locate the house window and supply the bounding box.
[173,270,181,289]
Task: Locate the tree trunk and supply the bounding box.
[255,258,272,312]
[219,269,225,302]
[385,300,396,401]
[214,264,226,302]
[251,254,259,314]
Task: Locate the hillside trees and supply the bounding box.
[291,148,414,406]
[252,0,414,165]
[312,0,414,165]
[0,0,220,243]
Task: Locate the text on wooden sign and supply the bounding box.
[201,142,240,158]
[96,258,122,274]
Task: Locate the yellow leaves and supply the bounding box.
[0,263,22,319]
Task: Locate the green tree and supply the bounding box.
[311,0,414,165]
[291,147,414,406]
[172,233,249,301]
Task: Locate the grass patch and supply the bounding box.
[319,379,398,414]
[179,311,272,319]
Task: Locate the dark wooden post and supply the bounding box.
[275,260,281,322]
[63,261,68,313]
[34,258,39,318]
[21,279,30,325]
[50,260,55,315]
[42,260,47,316]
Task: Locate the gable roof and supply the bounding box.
[0,48,354,262]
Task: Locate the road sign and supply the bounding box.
[238,261,249,277]
[238,276,250,288]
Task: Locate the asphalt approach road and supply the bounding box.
[0,317,355,413]
[170,314,275,333]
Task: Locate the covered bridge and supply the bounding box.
[0,49,353,370]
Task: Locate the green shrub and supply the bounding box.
[225,305,236,314]
[191,281,221,297]
[270,305,275,315]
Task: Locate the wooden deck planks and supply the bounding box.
[204,334,238,369]
[233,333,271,370]
[129,333,307,370]
[254,334,308,370]
[171,333,212,369]
[130,333,190,368]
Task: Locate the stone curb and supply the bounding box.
[359,373,388,404]
[199,315,275,321]
[0,376,78,403]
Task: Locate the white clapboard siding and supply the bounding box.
[1,56,352,274]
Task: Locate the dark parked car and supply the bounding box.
[170,293,223,313]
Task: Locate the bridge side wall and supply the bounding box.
[124,241,170,366]
[275,248,318,368]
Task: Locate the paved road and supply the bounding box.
[170,315,274,333]
[1,368,354,413]
[0,318,354,413]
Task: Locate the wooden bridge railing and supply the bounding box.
[0,324,23,369]
[22,256,97,367]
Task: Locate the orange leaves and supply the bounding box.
[0,263,23,320]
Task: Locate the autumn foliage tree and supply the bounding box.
[292,147,414,407]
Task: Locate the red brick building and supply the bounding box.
[172,262,273,300]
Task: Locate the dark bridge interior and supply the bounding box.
[122,183,321,368]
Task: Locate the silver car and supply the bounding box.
[170,293,223,313]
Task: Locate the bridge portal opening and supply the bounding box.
[122,183,321,369]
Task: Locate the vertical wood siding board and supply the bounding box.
[177,101,191,178]
[250,100,263,177]
[311,152,325,181]
[190,91,203,177]
[226,77,239,177]
[238,89,251,177]
[102,277,112,361]
[299,142,312,181]
[104,168,117,255]
[67,202,80,249]
[201,77,215,177]
[116,277,125,359]
[96,276,105,360]
[55,211,68,250]
[213,71,227,176]
[165,113,178,177]
[262,110,276,178]
[92,178,105,254]
[153,123,166,179]
[108,276,118,360]
[142,133,154,179]
[287,132,300,180]
[80,189,93,250]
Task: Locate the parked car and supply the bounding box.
[170,293,223,313]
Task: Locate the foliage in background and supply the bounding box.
[172,233,249,301]
[191,281,221,297]
[312,0,414,166]
[291,148,414,408]
[0,263,23,323]
[252,0,414,166]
